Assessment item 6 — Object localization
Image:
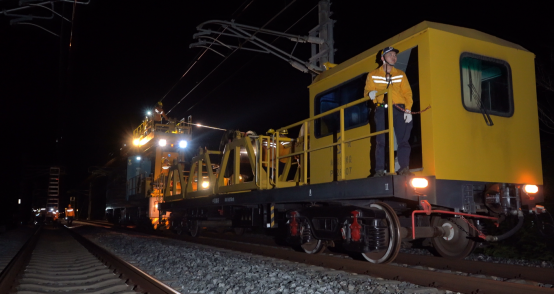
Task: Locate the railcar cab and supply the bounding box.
[298,21,545,259]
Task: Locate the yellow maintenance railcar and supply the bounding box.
[151,21,545,263]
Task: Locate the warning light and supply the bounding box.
[524,185,538,194]
[410,178,428,188]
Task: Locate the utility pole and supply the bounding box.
[310,0,335,71]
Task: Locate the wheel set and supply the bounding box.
[176,204,483,264]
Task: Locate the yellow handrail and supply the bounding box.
[274,89,394,185]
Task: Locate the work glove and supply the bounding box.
[404,111,412,123]
[368,90,377,100]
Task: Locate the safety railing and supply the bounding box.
[133,119,192,139]
[273,89,393,185]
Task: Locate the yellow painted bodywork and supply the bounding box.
[308,21,542,185]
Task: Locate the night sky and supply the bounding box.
[2,1,553,206]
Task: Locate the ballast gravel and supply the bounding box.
[74,227,449,294]
[0,225,35,273]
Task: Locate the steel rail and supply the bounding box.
[0,226,42,293]
[66,227,179,294]
[393,252,554,286]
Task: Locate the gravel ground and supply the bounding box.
[400,247,554,268]
[0,225,36,272]
[74,227,449,294]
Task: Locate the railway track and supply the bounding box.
[77,220,554,293]
[0,225,178,294]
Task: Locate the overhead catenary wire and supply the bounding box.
[158,0,257,105]
[29,3,72,22]
[180,3,317,114]
[14,22,60,37]
[68,0,77,48]
[166,0,298,115]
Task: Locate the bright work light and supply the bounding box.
[524,185,538,194]
[202,181,209,189]
[136,156,141,161]
[159,139,167,146]
[179,140,187,148]
[410,178,428,188]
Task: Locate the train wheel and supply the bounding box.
[430,216,476,260]
[233,228,245,236]
[362,202,401,264]
[176,221,185,235]
[300,220,326,254]
[189,220,201,238]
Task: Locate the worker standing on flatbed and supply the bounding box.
[364,46,414,177]
[154,101,169,124]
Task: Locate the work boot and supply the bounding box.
[373,170,386,177]
[398,167,414,176]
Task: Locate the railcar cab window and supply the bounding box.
[460,53,514,117]
[315,73,369,138]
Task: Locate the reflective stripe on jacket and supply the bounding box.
[364,66,413,111]
[154,106,168,121]
[66,208,75,217]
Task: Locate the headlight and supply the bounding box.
[202,181,209,189]
[136,156,141,161]
[159,139,167,146]
[524,185,538,194]
[410,178,428,188]
[179,140,187,148]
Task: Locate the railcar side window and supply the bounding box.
[315,73,369,138]
[460,53,513,117]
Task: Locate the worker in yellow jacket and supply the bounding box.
[364,46,413,177]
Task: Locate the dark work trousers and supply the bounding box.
[374,104,413,172]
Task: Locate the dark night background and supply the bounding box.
[1,1,553,222]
